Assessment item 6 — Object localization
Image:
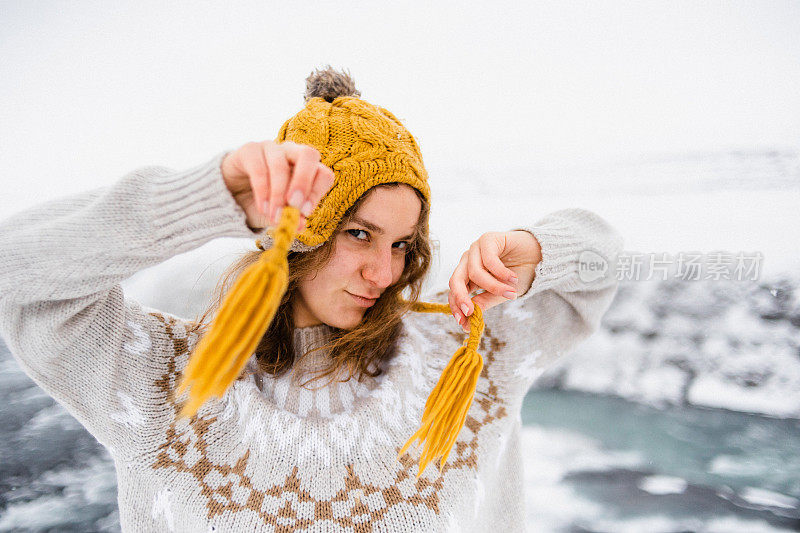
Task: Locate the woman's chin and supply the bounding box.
[326,309,366,330]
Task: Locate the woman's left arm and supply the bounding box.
[448,208,624,400]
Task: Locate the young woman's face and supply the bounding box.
[293,185,422,330]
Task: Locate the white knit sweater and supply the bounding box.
[0,151,623,532]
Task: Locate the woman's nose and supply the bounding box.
[362,248,394,288]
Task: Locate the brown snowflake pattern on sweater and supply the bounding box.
[148,312,509,530]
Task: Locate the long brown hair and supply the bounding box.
[188,183,433,389]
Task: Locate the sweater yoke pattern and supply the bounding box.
[146,307,510,530]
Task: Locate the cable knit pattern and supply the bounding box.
[276,96,430,248]
[0,151,623,532]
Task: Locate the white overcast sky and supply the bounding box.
[1,0,798,216]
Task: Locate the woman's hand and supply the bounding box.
[220,140,335,233]
[448,230,543,332]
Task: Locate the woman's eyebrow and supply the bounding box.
[351,216,415,240]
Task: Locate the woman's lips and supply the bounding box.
[347,291,377,308]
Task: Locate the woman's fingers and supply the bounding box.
[283,142,321,211]
[306,163,335,217]
[447,291,463,331]
[449,256,487,332]
[479,235,518,285]
[264,145,291,224]
[448,234,520,329]
[263,141,328,227]
[448,252,471,331]
[450,285,484,332]
[240,143,270,217]
[463,243,516,309]
[467,245,514,298]
[220,140,335,233]
[462,283,482,330]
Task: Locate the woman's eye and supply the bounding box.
[347,229,409,251]
[347,229,369,241]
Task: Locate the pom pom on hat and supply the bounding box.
[304,64,361,103]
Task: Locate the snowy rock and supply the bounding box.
[539,276,800,419]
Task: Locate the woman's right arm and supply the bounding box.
[0,141,333,458]
[0,150,264,457]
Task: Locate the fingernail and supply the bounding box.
[301,200,313,217]
[289,190,304,208]
[460,303,470,316]
[509,275,518,284]
[503,290,516,299]
[273,207,283,224]
[262,200,269,216]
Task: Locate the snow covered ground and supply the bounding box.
[540,274,800,419]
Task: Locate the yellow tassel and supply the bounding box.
[176,206,300,418]
[398,301,485,478]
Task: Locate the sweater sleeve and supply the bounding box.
[481,207,624,401]
[0,149,260,457]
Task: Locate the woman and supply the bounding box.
[0,67,623,532]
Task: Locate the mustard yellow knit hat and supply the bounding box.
[256,66,431,252]
[179,66,487,479]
